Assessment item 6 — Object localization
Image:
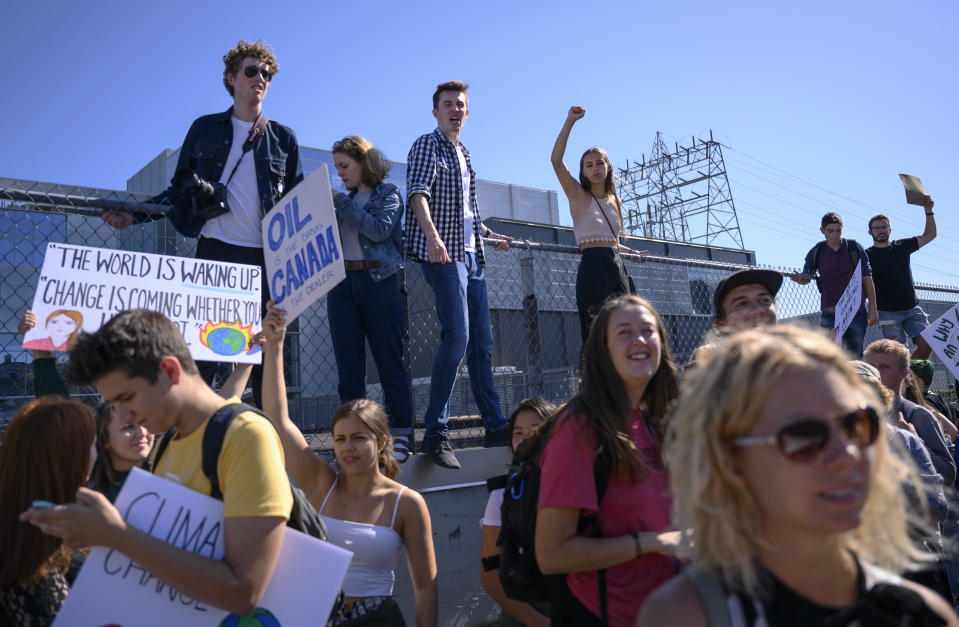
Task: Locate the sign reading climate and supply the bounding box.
[24,242,262,363]
[263,164,345,322]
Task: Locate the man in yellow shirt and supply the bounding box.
[22,309,292,616]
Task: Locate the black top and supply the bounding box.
[0,550,84,627]
[866,237,920,311]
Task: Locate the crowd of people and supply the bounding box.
[2,37,958,627]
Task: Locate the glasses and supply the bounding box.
[734,404,879,463]
[243,65,273,82]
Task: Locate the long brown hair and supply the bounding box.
[579,147,625,232]
[332,399,399,479]
[0,397,95,585]
[560,294,679,481]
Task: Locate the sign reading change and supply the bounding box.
[54,468,353,627]
[23,242,262,363]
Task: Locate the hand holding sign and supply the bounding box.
[899,173,928,207]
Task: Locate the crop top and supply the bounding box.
[319,478,406,597]
[573,196,624,246]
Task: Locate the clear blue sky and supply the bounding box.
[2,0,956,284]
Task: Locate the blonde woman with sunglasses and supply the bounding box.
[637,325,957,627]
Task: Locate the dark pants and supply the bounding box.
[327,270,412,431]
[820,308,868,359]
[575,247,630,343]
[195,237,269,406]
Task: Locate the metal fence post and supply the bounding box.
[519,241,544,398]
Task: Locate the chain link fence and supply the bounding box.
[3,178,958,449]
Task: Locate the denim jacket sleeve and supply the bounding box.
[333,185,403,243]
[283,128,304,194]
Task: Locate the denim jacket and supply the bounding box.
[153,107,303,238]
[333,183,404,282]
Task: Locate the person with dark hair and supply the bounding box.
[866,195,937,359]
[88,402,154,503]
[260,302,437,626]
[0,397,96,626]
[22,309,293,616]
[329,136,412,462]
[100,39,303,405]
[911,359,958,426]
[551,106,637,343]
[535,295,682,627]
[792,212,878,358]
[405,80,512,469]
[479,397,556,626]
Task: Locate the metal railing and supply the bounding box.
[2,178,957,450]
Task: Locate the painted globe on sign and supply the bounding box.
[218,608,281,627]
[207,327,248,356]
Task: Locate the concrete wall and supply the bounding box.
[391,447,514,626]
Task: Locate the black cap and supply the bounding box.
[713,269,783,321]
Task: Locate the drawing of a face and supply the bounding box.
[47,313,79,344]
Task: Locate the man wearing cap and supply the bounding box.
[687,269,782,370]
[713,268,783,332]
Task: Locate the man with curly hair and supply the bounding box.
[101,39,303,403]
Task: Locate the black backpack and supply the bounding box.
[491,424,611,621]
[151,402,328,540]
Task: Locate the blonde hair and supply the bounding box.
[331,136,391,189]
[668,325,931,596]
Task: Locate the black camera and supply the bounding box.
[172,168,230,221]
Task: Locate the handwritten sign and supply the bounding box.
[54,468,352,627]
[23,243,262,363]
[263,164,345,322]
[833,261,863,345]
[921,303,959,381]
[899,173,927,206]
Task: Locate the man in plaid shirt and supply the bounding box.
[406,80,512,468]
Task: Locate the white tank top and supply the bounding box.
[573,196,624,246]
[319,477,406,597]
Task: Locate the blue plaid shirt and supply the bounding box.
[405,128,486,266]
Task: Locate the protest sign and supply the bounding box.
[55,467,352,627]
[263,164,345,322]
[921,303,959,381]
[899,173,927,206]
[832,261,863,345]
[23,242,262,363]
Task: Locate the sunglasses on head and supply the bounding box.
[243,65,273,82]
[734,404,880,463]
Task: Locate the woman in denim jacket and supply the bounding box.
[330,136,413,461]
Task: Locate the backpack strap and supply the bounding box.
[147,428,176,472]
[684,565,732,627]
[847,239,860,268]
[201,402,267,500]
[486,474,508,492]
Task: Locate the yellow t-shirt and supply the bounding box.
[154,397,293,519]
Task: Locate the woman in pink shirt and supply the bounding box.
[535,294,683,627]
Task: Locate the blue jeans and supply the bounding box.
[328,271,412,430]
[420,252,506,437]
[820,308,868,359]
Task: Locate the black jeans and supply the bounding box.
[195,237,270,406]
[575,247,630,344]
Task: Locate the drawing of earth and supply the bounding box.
[218,607,281,627]
[207,327,247,356]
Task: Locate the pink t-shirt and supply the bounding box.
[538,410,678,627]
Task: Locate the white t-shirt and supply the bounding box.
[479,487,504,527]
[339,190,371,261]
[455,145,475,253]
[201,116,263,247]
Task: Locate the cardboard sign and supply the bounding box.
[262,164,345,322]
[899,173,927,206]
[921,303,959,381]
[833,261,863,344]
[55,468,352,627]
[23,242,262,363]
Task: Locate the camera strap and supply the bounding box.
[224,114,269,186]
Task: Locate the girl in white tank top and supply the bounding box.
[259,302,438,627]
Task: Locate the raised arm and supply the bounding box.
[551,107,589,203]
[916,196,937,248]
[261,302,335,499]
[218,363,252,400]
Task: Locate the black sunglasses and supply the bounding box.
[243,65,273,82]
[734,404,880,463]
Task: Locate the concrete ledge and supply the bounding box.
[395,445,513,493]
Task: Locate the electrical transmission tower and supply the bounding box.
[617,130,744,249]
